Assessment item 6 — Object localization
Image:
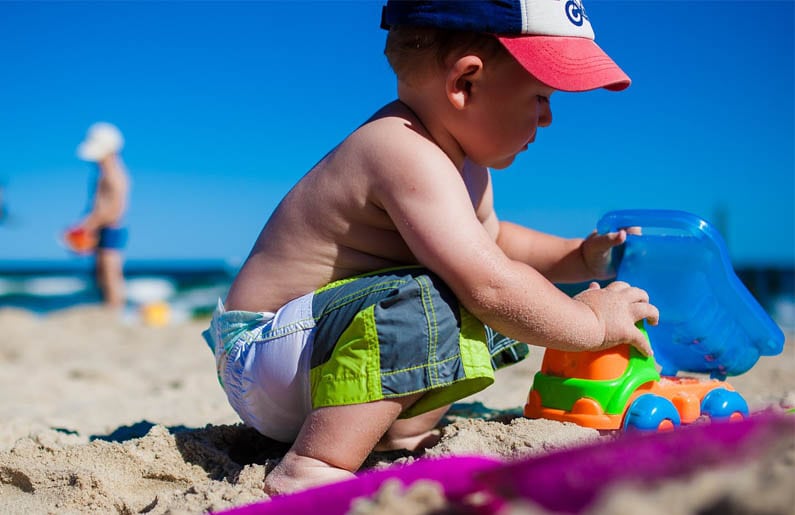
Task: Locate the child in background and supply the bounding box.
[72,122,130,309]
[204,0,658,496]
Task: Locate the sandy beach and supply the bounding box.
[1,305,793,514]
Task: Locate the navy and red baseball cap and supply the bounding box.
[381,0,630,92]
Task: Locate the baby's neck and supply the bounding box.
[396,88,467,172]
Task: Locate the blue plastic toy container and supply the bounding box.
[597,209,784,379]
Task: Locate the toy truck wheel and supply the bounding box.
[701,389,749,421]
[623,394,682,431]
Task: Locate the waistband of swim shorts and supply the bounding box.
[202,265,425,356]
[204,294,319,356]
[202,299,271,355]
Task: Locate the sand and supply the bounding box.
[0,305,793,514]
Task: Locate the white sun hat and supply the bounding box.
[76,122,124,162]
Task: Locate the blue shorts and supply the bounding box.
[97,226,128,250]
[203,267,528,442]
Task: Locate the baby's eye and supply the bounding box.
[537,95,549,104]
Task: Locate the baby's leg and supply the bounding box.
[264,392,424,496]
[96,248,125,309]
[375,404,449,452]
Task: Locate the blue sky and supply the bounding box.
[0,0,792,268]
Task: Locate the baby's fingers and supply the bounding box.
[628,328,654,357]
[597,230,627,249]
[633,301,660,326]
[629,286,650,304]
[605,280,631,291]
[608,282,651,304]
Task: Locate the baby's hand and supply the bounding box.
[581,228,640,280]
[574,281,659,356]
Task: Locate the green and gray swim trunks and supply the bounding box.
[202,267,528,442]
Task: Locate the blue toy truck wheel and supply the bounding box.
[701,388,749,421]
[623,394,682,431]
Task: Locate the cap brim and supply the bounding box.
[497,36,630,92]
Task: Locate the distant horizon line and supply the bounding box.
[0,257,793,274]
[0,258,240,275]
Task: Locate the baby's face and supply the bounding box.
[462,54,554,169]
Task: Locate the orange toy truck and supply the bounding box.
[525,210,784,431]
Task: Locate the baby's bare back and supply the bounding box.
[225,103,468,313]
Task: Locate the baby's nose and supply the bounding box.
[538,101,552,127]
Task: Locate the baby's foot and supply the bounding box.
[264,452,355,496]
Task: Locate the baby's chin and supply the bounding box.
[486,155,518,170]
[468,147,523,170]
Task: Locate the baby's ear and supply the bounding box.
[446,55,483,110]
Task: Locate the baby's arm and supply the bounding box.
[496,222,629,283]
[373,135,657,355]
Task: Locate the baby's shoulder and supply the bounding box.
[345,108,452,177]
[351,111,425,149]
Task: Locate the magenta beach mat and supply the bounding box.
[216,413,794,514]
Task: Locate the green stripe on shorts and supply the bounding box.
[310,304,383,406]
